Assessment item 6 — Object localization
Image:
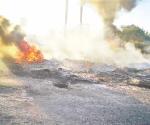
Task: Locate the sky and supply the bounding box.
[115,0,150,32]
[0,0,150,33]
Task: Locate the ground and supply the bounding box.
[0,60,150,125]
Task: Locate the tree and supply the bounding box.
[117,25,150,53]
[119,25,150,43]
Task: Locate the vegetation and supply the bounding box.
[119,25,150,43]
[117,25,150,53]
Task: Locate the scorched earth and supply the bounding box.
[0,59,150,125]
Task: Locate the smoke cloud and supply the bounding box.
[85,0,138,25]
[0,0,149,68]
[0,16,25,60]
[0,16,25,45]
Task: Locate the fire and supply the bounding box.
[0,16,44,64]
[16,40,44,64]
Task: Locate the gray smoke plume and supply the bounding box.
[0,16,25,45]
[81,0,139,39]
[86,0,138,25]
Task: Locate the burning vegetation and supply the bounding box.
[16,40,44,64]
[0,16,44,64]
[0,0,149,66]
[0,2,150,124]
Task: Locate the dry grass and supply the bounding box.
[0,77,22,88]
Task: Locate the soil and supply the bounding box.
[0,60,150,125]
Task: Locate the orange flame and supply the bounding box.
[16,40,44,64]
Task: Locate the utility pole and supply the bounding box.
[65,0,69,27]
[80,3,83,25]
[65,0,84,27]
[80,0,87,25]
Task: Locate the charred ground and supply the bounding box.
[0,59,150,125]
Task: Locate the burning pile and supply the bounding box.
[16,40,43,63]
[0,16,44,64]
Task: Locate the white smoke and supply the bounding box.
[0,0,149,67]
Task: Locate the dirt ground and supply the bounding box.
[0,60,150,125]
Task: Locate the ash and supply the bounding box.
[0,59,150,125]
